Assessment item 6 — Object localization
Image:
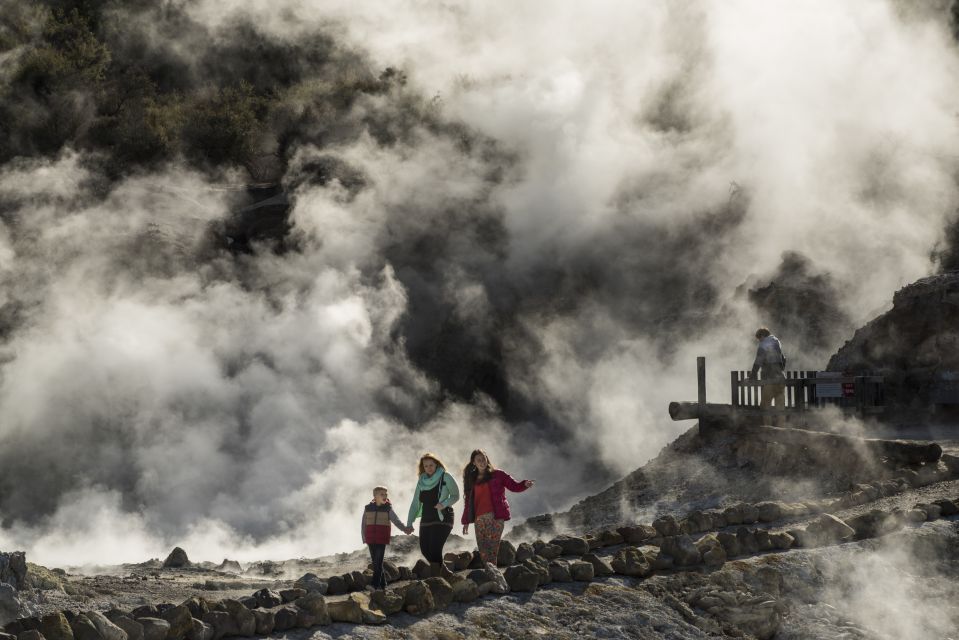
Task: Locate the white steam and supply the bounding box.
[1,0,959,566]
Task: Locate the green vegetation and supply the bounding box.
[0,1,425,181]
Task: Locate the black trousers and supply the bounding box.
[368,543,387,589]
[419,524,452,563]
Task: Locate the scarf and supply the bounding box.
[416,468,445,493]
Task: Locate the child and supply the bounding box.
[362,486,413,590]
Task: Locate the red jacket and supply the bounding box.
[461,469,529,525]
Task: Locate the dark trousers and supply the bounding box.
[419,524,452,562]
[368,543,387,589]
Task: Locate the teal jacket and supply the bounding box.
[406,470,460,528]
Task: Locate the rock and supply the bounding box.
[597,529,625,547]
[248,610,272,637]
[397,565,414,581]
[251,589,281,609]
[514,543,534,563]
[326,600,363,624]
[326,574,347,596]
[581,553,614,577]
[179,599,208,621]
[846,510,892,539]
[341,572,356,592]
[0,585,20,625]
[70,617,102,640]
[496,540,517,567]
[412,559,432,580]
[133,620,167,640]
[917,503,942,520]
[128,609,156,622]
[768,531,794,549]
[451,578,479,603]
[695,534,726,567]
[345,594,387,625]
[750,529,771,551]
[534,543,562,560]
[219,601,255,637]
[402,581,434,616]
[292,593,329,624]
[522,558,551,586]
[447,552,472,571]
[162,548,190,569]
[723,504,746,525]
[380,560,400,582]
[648,549,674,571]
[215,560,241,574]
[611,546,651,577]
[349,570,368,590]
[185,621,211,640]
[279,588,305,603]
[941,453,959,475]
[84,613,126,640]
[905,509,927,523]
[736,528,759,555]
[741,504,759,524]
[16,632,44,640]
[548,560,572,582]
[503,565,539,592]
[423,577,453,610]
[236,597,257,611]
[548,535,590,556]
[292,573,327,595]
[617,525,657,544]
[805,514,856,546]
[39,614,73,640]
[716,531,743,558]
[370,589,404,615]
[0,554,27,591]
[569,560,595,581]
[157,606,191,640]
[269,607,297,633]
[652,515,681,537]
[198,613,233,640]
[111,619,141,640]
[756,502,785,523]
[661,535,702,566]
[934,498,958,516]
[684,511,711,533]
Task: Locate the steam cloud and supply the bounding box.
[0,0,958,566]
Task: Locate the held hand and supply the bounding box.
[405,526,414,535]
[524,480,535,488]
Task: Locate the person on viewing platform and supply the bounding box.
[750,326,787,425]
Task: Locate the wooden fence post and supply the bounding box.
[697,357,706,408]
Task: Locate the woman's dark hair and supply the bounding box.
[462,449,496,496]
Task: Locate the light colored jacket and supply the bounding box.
[751,335,786,379]
[406,470,460,528]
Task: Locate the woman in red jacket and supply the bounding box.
[461,449,534,565]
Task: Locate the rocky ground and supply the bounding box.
[3,418,959,639]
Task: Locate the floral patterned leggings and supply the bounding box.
[474,512,505,565]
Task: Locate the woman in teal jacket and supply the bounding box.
[407,452,460,577]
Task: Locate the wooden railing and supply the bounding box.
[730,370,884,414]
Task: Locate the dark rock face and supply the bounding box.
[0,553,27,590]
[162,548,190,569]
[827,271,959,413]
